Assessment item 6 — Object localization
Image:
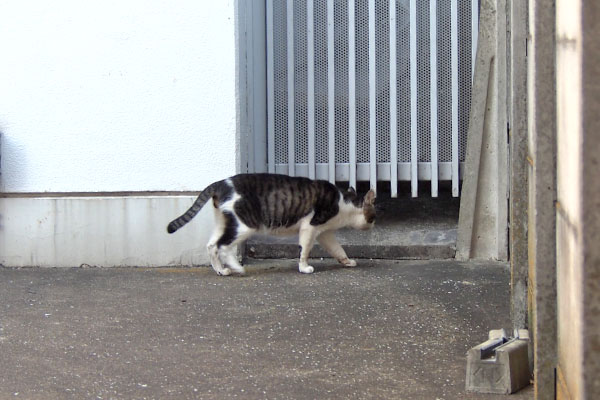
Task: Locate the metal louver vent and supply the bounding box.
[267,0,479,197]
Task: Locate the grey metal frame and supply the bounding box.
[236,0,268,175]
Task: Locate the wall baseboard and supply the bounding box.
[0,196,213,267]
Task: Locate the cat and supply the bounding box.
[167,173,376,276]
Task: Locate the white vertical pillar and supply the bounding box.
[266,0,275,173]
[389,0,398,197]
[472,0,479,80]
[410,0,418,197]
[451,0,459,196]
[368,0,377,190]
[307,0,316,179]
[327,0,336,183]
[348,0,357,188]
[287,0,296,176]
[430,0,439,197]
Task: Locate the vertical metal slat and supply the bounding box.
[246,4,256,173]
[472,0,478,80]
[307,0,316,179]
[429,0,439,197]
[348,0,357,189]
[286,0,295,176]
[368,0,376,190]
[451,0,459,196]
[327,0,336,183]
[266,0,275,173]
[250,2,268,173]
[409,0,418,197]
[389,0,398,197]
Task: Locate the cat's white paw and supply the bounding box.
[340,258,357,267]
[299,265,314,274]
[218,268,232,276]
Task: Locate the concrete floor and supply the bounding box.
[0,260,532,399]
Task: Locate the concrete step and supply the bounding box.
[246,190,459,260]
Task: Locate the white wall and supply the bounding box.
[0,0,237,192]
[0,1,239,267]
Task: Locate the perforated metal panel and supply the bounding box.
[267,0,478,197]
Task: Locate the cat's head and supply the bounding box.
[343,187,376,230]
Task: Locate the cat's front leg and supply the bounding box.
[298,227,318,274]
[317,230,356,267]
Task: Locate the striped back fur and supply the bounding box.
[167,173,374,234]
[228,173,341,229]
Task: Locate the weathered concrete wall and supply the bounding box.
[508,0,529,334]
[555,0,600,398]
[0,196,215,267]
[579,2,600,396]
[456,0,509,261]
[555,1,583,395]
[527,0,557,398]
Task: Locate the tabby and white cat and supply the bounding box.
[167,173,376,276]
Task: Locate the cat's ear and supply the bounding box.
[363,189,376,206]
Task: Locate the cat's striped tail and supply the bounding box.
[167,182,218,233]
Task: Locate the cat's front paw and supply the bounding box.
[218,268,232,276]
[299,265,315,274]
[340,258,357,267]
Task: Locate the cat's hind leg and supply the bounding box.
[206,210,236,276]
[219,245,245,275]
[207,235,231,276]
[298,226,318,274]
[317,230,356,267]
[213,211,258,276]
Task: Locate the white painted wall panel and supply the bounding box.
[0,0,237,192]
[0,196,214,267]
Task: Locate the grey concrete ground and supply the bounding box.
[0,260,532,399]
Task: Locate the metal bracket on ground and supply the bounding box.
[466,329,531,394]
